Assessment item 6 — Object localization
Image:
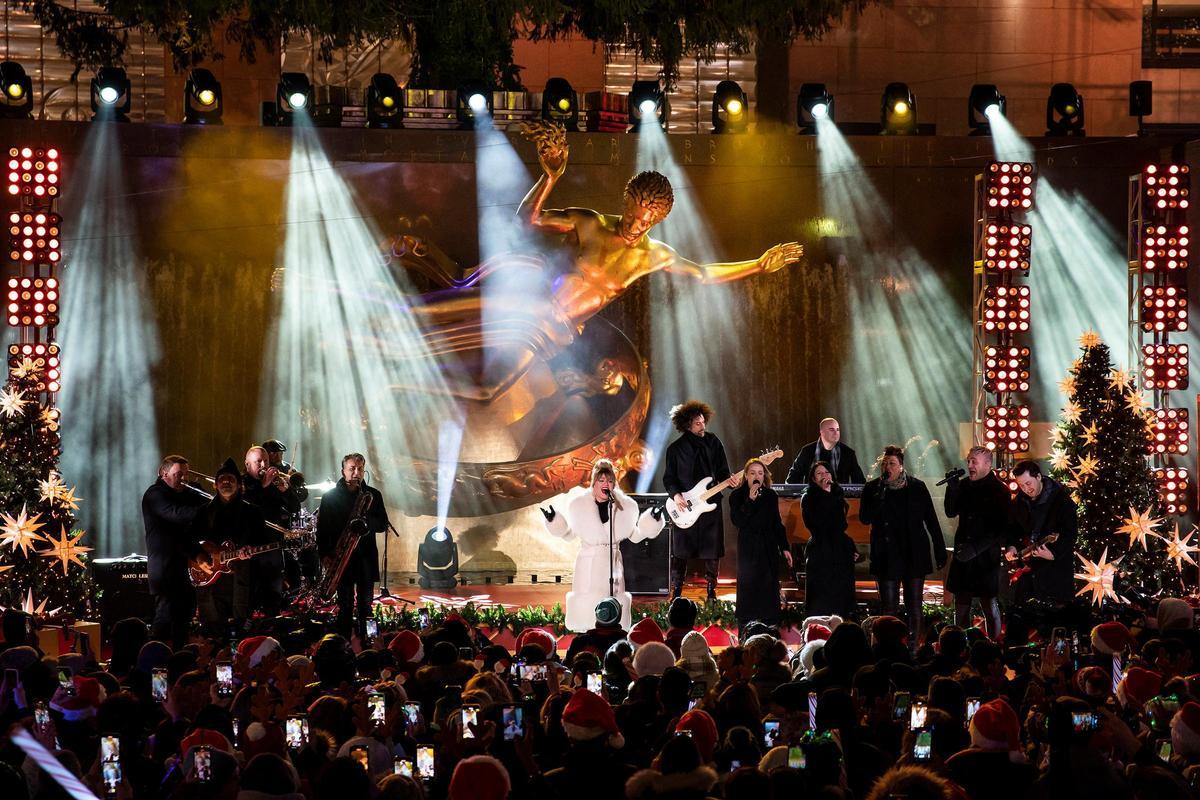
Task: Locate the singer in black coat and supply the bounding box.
[944,470,1012,599]
[730,482,790,626]
[860,476,946,580]
[142,474,207,648]
[802,471,857,617]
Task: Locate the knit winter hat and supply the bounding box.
[1172,701,1200,756]
[680,631,713,664]
[215,457,240,480]
[515,627,556,659]
[1091,621,1133,655]
[50,675,106,721]
[237,636,283,670]
[632,641,676,677]
[1117,667,1163,709]
[630,617,666,647]
[448,755,512,800]
[562,688,625,748]
[1074,665,1110,699]
[675,709,718,761]
[871,616,909,647]
[969,698,1020,752]
[1159,597,1194,632]
[388,630,424,664]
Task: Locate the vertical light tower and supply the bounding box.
[973,161,1037,482]
[1130,163,1191,516]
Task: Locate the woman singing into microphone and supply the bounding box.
[730,457,792,631]
[801,461,858,617]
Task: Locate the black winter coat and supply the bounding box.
[142,479,207,595]
[860,476,947,579]
[317,479,390,583]
[1012,477,1078,603]
[944,471,1012,598]
[801,482,857,616]
[663,431,730,560]
[785,440,866,485]
[730,484,788,624]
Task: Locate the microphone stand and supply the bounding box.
[608,492,616,601]
[375,521,401,601]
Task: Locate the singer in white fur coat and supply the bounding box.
[542,460,665,632]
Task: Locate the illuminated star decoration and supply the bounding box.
[1050,449,1071,472]
[1073,453,1100,483]
[54,486,80,511]
[1117,505,1164,550]
[1057,375,1077,396]
[1075,547,1125,606]
[0,504,46,556]
[38,525,91,576]
[1164,524,1200,572]
[1062,400,1082,424]
[1079,330,1101,349]
[1125,392,1149,415]
[38,471,64,504]
[0,387,27,418]
[1108,368,1133,391]
[1080,421,1100,447]
[10,357,37,379]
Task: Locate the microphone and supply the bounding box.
[936,468,966,486]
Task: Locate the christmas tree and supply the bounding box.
[1049,331,1175,599]
[0,364,94,617]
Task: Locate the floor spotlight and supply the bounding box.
[1046,82,1085,136]
[366,72,403,129]
[712,79,748,134]
[628,79,667,131]
[968,84,1005,134]
[541,77,578,130]
[183,68,222,125]
[457,80,493,128]
[881,82,916,135]
[1130,80,1153,136]
[90,67,131,121]
[0,62,32,119]
[417,526,460,589]
[266,72,312,127]
[797,83,834,133]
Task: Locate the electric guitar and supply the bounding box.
[1006,533,1060,585]
[666,448,784,529]
[188,540,284,588]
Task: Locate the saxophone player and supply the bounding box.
[317,453,390,638]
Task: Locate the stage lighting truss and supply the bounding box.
[983,346,1031,393]
[983,403,1031,453]
[1141,223,1189,271]
[983,223,1031,272]
[1143,343,1189,391]
[1149,407,1189,455]
[985,162,1035,211]
[8,211,60,265]
[7,341,59,393]
[5,275,59,327]
[1155,466,1190,515]
[993,468,1019,495]
[1140,284,1188,332]
[1142,164,1190,216]
[981,285,1031,333]
[6,147,59,200]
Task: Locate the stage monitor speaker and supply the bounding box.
[623,493,670,595]
[93,556,153,636]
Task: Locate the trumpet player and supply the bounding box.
[317,453,390,639]
[262,439,308,502]
[241,445,294,617]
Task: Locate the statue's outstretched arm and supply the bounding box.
[518,121,575,233]
[659,241,805,284]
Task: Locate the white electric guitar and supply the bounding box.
[666,448,784,529]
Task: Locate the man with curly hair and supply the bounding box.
[662,400,738,601]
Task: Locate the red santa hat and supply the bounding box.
[561,688,624,748]
[1117,666,1162,709]
[180,728,233,755]
[804,623,832,644]
[969,698,1020,752]
[629,617,665,647]
[243,720,286,760]
[515,627,557,659]
[237,636,282,670]
[50,675,106,721]
[448,755,512,800]
[675,709,718,762]
[1090,621,1133,655]
[1172,701,1200,756]
[388,630,424,664]
[1074,666,1110,699]
[871,616,909,646]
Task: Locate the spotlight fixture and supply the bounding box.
[541,77,578,130]
[1148,408,1189,455]
[1155,467,1189,515]
[366,72,403,129]
[796,83,833,133]
[6,147,59,200]
[1142,223,1189,271]
[456,80,493,128]
[1046,83,1084,136]
[594,597,622,626]
[712,80,748,134]
[984,162,1036,211]
[5,276,59,327]
[628,80,667,131]
[1143,343,1189,391]
[981,285,1031,333]
[1142,163,1191,216]
[183,68,222,125]
[90,67,131,121]
[276,72,312,124]
[1130,80,1152,135]
[417,526,460,589]
[1140,284,1188,332]
[7,211,61,265]
[7,342,60,393]
[0,61,32,119]
[968,84,1005,133]
[881,82,916,135]
[983,345,1031,393]
[983,403,1031,453]
[983,223,1032,272]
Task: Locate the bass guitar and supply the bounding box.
[188,540,284,588]
[666,448,784,529]
[1006,533,1059,585]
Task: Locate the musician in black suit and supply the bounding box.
[317,453,390,638]
[943,447,1010,639]
[785,418,866,485]
[142,455,208,648]
[242,446,295,617]
[192,458,265,633]
[1009,460,1077,604]
[663,400,738,602]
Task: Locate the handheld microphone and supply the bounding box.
[603,488,613,497]
[936,468,966,486]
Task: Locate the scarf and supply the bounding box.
[884,470,908,490]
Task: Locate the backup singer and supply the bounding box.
[1009,460,1078,604]
[192,458,265,633]
[142,455,208,648]
[944,447,1010,639]
[541,459,664,632]
[317,453,390,638]
[860,445,947,643]
[801,461,857,617]
[785,417,866,485]
[663,400,738,601]
[730,458,792,629]
[241,446,294,616]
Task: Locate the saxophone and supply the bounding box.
[318,488,374,601]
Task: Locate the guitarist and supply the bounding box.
[944,447,1010,640]
[192,458,265,634]
[1008,459,1078,604]
[663,400,738,602]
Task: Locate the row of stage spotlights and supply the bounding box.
[0,60,1157,136]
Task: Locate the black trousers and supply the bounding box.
[955,596,1002,640]
[671,557,720,592]
[877,576,925,643]
[152,580,196,649]
[336,570,374,638]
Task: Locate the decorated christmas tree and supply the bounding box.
[1049,331,1184,600]
[0,364,94,617]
